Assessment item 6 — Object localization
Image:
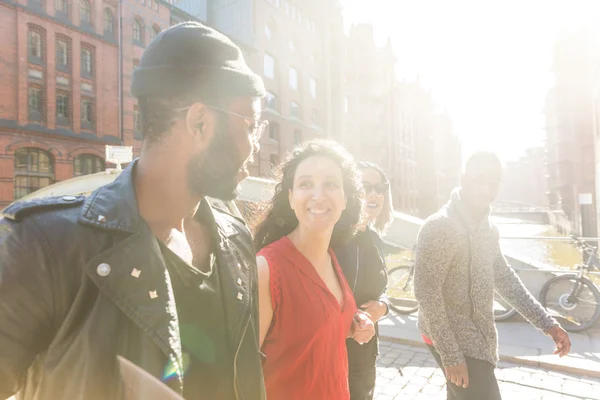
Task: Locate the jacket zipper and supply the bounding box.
[233,314,251,400]
[467,235,491,348]
[467,236,477,321]
[353,247,359,292]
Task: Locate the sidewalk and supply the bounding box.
[379,313,600,378]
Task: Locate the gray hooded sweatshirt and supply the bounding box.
[414,189,557,368]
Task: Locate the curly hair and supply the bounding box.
[253,139,364,251]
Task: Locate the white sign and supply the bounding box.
[105,145,133,170]
[579,193,593,205]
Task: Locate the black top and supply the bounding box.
[334,227,389,371]
[161,221,235,399]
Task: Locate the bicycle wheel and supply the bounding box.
[386,265,419,314]
[540,274,600,332]
[493,291,518,321]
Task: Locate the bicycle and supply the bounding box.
[385,262,518,321]
[539,236,600,332]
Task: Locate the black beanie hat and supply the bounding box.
[131,21,266,99]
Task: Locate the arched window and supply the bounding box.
[80,0,91,24]
[150,24,161,41]
[74,154,104,176]
[14,148,54,199]
[133,18,144,45]
[104,9,115,38]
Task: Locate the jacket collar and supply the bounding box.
[79,159,239,239]
[78,159,240,391]
[447,188,492,233]
[79,160,141,232]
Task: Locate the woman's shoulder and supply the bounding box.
[257,236,300,267]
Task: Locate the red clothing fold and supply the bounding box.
[258,236,357,400]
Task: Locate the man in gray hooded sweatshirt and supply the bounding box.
[414,152,571,400]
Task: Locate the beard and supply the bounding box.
[186,114,244,201]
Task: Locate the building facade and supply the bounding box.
[498,147,548,208]
[545,30,597,236]
[0,0,460,217]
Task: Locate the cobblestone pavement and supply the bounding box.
[374,341,600,400]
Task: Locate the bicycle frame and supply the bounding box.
[567,245,598,303]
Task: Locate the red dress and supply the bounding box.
[258,236,357,400]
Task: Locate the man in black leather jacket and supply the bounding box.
[0,22,267,400]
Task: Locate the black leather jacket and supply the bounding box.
[334,227,390,370]
[0,162,265,400]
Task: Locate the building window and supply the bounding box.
[56,93,70,124]
[28,29,43,62]
[55,0,68,15]
[311,109,319,125]
[283,0,289,14]
[289,40,295,53]
[290,101,300,119]
[14,148,54,200]
[269,122,279,141]
[81,46,93,77]
[133,18,144,45]
[289,67,298,90]
[74,154,104,176]
[81,98,94,129]
[151,25,161,41]
[104,9,115,38]
[294,129,302,145]
[264,53,275,79]
[264,25,272,40]
[80,0,92,25]
[28,86,44,121]
[134,106,141,132]
[291,5,296,19]
[56,38,69,70]
[309,78,317,99]
[265,91,277,110]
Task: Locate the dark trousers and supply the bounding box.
[427,345,502,400]
[348,364,376,400]
[347,337,377,400]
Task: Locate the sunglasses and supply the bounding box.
[362,182,389,195]
[175,105,269,143]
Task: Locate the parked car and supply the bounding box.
[4,169,276,221]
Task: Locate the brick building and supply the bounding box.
[0,0,461,217]
[0,0,176,207]
[0,0,340,206]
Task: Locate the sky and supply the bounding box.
[340,0,600,164]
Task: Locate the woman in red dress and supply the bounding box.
[253,140,375,400]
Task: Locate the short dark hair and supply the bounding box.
[464,151,502,175]
[138,92,226,145]
[253,139,364,251]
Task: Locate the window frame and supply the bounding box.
[14,148,55,200]
[263,53,275,79]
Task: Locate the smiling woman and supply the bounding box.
[253,139,373,400]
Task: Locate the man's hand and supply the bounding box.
[445,362,469,388]
[360,300,388,323]
[349,311,375,344]
[546,325,571,357]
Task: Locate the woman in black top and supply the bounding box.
[334,161,394,400]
